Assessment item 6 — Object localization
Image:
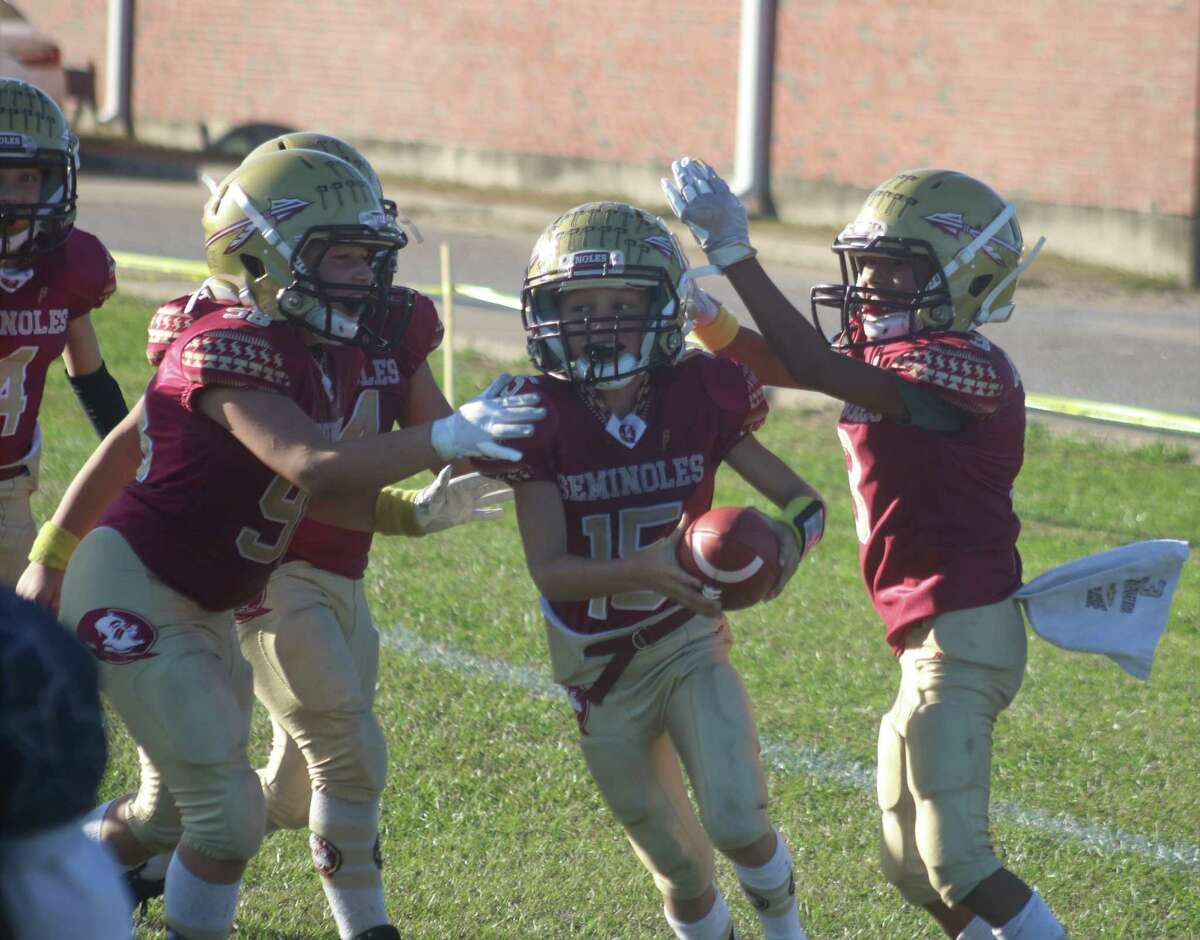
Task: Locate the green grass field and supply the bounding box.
[34,292,1199,939]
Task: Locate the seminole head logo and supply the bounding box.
[76,608,159,664]
[309,833,343,877]
[206,197,313,254]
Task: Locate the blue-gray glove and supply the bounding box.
[661,157,757,269]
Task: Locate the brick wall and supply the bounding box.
[772,0,1200,216]
[22,1,1200,224]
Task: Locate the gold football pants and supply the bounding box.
[0,462,37,587]
[236,560,386,831]
[60,527,264,862]
[547,613,771,900]
[877,597,1027,906]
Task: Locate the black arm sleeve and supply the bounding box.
[67,361,129,439]
[893,375,970,433]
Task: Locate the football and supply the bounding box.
[676,506,781,610]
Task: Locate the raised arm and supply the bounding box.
[664,157,908,418]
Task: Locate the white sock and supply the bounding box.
[163,851,241,940]
[80,798,118,845]
[958,916,995,940]
[664,888,734,940]
[139,851,173,881]
[309,791,388,939]
[733,833,809,940]
[81,797,151,874]
[992,889,1066,939]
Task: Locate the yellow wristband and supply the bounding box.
[778,495,825,560]
[28,521,81,571]
[374,486,427,537]
[693,306,740,352]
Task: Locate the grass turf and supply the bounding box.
[31,292,1199,938]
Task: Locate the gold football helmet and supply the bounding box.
[0,79,79,263]
[811,169,1044,346]
[522,202,694,388]
[245,131,397,222]
[202,148,406,349]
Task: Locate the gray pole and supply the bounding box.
[731,0,777,217]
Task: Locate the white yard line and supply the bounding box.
[381,625,1200,872]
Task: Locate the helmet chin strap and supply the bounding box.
[861,311,913,341]
[311,306,360,341]
[573,349,639,388]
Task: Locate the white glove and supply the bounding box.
[411,466,513,534]
[660,157,756,269]
[429,373,545,461]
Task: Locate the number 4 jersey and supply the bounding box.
[0,229,116,468]
[838,331,1026,652]
[101,298,363,611]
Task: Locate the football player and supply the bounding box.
[138,132,509,940]
[0,79,127,587]
[15,148,543,940]
[663,158,1065,940]
[475,202,825,940]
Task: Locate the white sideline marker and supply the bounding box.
[381,626,1200,872]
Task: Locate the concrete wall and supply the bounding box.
[25,0,1200,282]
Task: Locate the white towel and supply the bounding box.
[1015,540,1190,680]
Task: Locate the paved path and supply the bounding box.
[77,173,1200,420]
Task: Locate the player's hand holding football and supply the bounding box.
[636,528,722,619]
[430,373,547,461]
[760,510,801,601]
[661,157,756,269]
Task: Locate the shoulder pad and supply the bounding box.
[388,289,444,374]
[179,323,294,394]
[689,352,768,431]
[889,335,1018,415]
[62,229,117,311]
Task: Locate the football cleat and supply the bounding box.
[352,926,403,940]
[125,859,166,913]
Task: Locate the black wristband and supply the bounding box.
[67,361,128,438]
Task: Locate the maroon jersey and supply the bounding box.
[284,290,444,579]
[476,351,768,635]
[0,229,116,467]
[837,331,1025,652]
[107,298,363,610]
